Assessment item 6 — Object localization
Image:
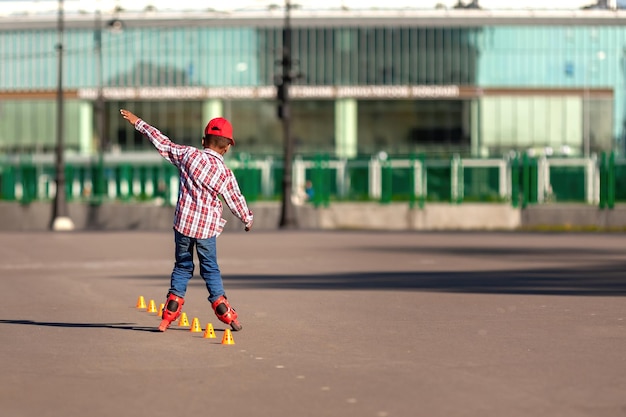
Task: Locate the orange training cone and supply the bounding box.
[221,328,235,345]
[136,296,146,309]
[178,312,190,327]
[203,323,216,339]
[158,303,164,317]
[190,317,202,333]
[147,299,157,313]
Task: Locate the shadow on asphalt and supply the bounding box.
[229,270,626,296]
[363,245,625,260]
[120,264,626,296]
[115,243,626,297]
[0,319,159,332]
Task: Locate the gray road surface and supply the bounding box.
[0,230,625,417]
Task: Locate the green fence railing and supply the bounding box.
[0,152,624,208]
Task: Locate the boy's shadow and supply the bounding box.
[0,319,159,332]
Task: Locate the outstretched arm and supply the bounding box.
[119,108,188,167]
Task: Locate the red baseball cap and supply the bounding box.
[204,117,235,145]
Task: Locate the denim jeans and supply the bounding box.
[169,229,224,304]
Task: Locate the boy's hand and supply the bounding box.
[120,109,139,126]
[245,220,253,232]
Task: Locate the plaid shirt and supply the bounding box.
[135,119,253,239]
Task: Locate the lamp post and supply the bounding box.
[277,0,298,229]
[95,8,105,154]
[93,7,107,202]
[51,0,74,231]
[584,68,590,158]
[584,50,606,158]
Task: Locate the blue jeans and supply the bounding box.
[169,229,225,304]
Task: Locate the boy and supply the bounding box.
[120,109,253,332]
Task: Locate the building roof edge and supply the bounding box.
[2,9,626,30]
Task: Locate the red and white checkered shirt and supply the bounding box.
[135,119,253,239]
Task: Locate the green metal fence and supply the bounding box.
[0,152,623,208]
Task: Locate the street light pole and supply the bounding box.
[277,0,298,229]
[51,0,74,231]
[584,69,590,158]
[93,7,107,201]
[584,50,606,158]
[95,8,105,154]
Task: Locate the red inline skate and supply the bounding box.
[158,293,184,332]
[211,295,242,331]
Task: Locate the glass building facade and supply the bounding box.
[0,11,623,158]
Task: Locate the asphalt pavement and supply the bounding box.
[1,230,625,417]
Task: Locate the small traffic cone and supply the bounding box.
[190,317,202,333]
[158,303,164,317]
[136,296,146,309]
[178,312,190,327]
[147,299,157,313]
[203,323,216,339]
[221,328,235,345]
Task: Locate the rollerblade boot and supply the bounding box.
[211,295,242,331]
[158,293,184,332]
